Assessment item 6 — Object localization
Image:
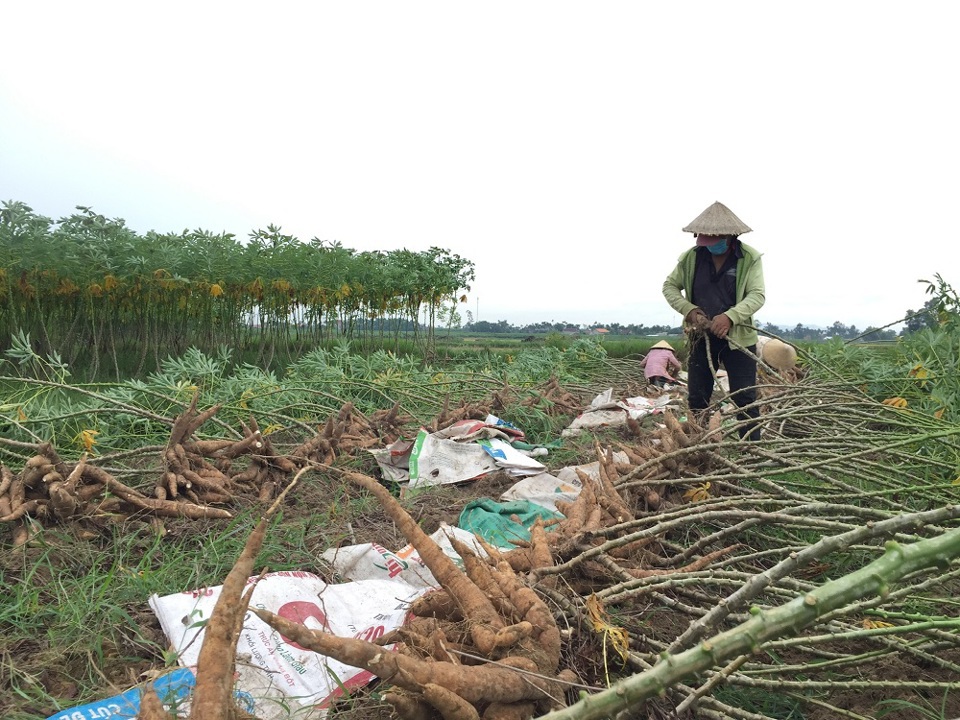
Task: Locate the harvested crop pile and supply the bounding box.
[0,369,592,546]
[255,470,578,719]
[156,393,263,504]
[10,348,960,720]
[137,463,583,719]
[0,441,233,546]
[519,376,582,416]
[137,370,960,720]
[0,393,418,543]
[495,442,738,588]
[138,477,303,720]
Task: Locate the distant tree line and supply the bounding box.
[463,319,679,336]
[463,299,945,342]
[758,322,895,342]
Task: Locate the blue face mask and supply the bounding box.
[706,238,729,255]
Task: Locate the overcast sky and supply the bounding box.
[2,2,957,332]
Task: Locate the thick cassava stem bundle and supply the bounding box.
[368,401,413,443]
[538,525,960,720]
[288,401,400,469]
[231,415,295,501]
[1,446,234,537]
[156,393,234,502]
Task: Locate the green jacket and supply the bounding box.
[662,241,765,349]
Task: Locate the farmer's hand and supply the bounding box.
[685,307,709,329]
[710,313,733,339]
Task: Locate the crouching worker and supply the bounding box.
[662,201,766,441]
[640,340,682,388]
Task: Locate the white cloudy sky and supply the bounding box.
[1,2,957,331]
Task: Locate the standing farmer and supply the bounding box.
[662,201,765,440]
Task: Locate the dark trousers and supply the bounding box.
[687,336,760,441]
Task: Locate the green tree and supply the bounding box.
[902,296,940,334]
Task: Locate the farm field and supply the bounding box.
[3,204,960,718]
[4,317,960,720]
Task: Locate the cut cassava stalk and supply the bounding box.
[667,504,960,653]
[538,524,960,720]
[168,392,224,447]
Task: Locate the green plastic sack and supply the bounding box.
[458,498,562,549]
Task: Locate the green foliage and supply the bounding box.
[544,331,571,350]
[875,692,954,720]
[804,275,960,421]
[0,201,475,380]
[713,686,806,719]
[3,329,71,383]
[0,333,616,464]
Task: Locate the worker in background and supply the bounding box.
[639,340,682,388]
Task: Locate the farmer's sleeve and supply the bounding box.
[662,252,696,318]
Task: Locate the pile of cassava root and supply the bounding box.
[132,406,740,720]
[0,377,685,548]
[0,392,413,546]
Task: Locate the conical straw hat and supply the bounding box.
[761,339,797,370]
[651,340,674,350]
[682,201,752,235]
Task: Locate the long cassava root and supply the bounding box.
[252,470,574,719]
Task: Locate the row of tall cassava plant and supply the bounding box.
[0,200,475,379]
